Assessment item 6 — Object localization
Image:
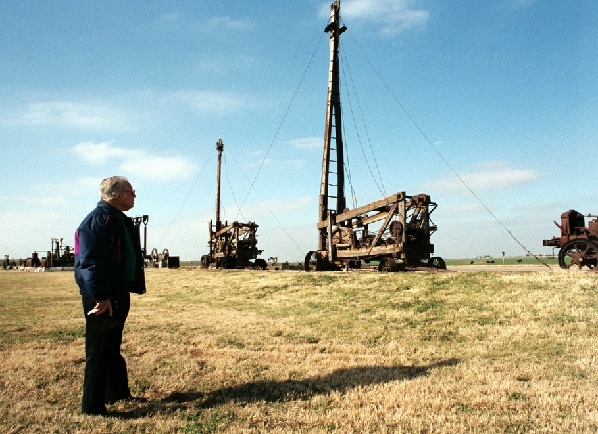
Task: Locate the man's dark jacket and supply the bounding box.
[75,200,146,301]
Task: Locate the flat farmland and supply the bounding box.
[1,268,597,433]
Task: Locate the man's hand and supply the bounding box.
[89,299,113,316]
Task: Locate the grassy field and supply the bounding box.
[1,267,597,433]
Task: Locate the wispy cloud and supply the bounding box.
[198,54,258,75]
[441,202,490,216]
[292,136,321,150]
[71,141,195,181]
[1,194,70,208]
[322,0,430,34]
[225,197,314,221]
[165,89,251,113]
[72,141,139,165]
[206,16,255,31]
[423,161,539,195]
[18,101,131,130]
[14,176,100,200]
[120,155,195,182]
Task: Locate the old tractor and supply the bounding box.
[304,0,443,272]
[200,139,267,270]
[543,210,598,270]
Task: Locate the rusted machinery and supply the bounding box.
[46,237,75,268]
[5,219,154,270]
[2,255,13,269]
[200,139,267,270]
[18,238,75,269]
[305,0,443,272]
[131,215,180,268]
[543,210,598,270]
[148,247,180,268]
[132,215,149,258]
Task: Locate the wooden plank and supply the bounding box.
[335,243,403,258]
[336,192,404,222]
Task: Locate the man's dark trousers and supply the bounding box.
[81,294,131,415]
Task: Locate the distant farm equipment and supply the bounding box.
[46,237,75,268]
[132,215,179,268]
[14,237,75,269]
[148,247,180,269]
[543,210,598,270]
[2,213,180,271]
[3,255,17,270]
[200,139,266,270]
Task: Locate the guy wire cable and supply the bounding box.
[229,152,305,257]
[157,149,214,250]
[237,31,326,212]
[345,28,551,269]
[222,152,247,222]
[340,46,387,199]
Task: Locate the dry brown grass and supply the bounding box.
[1,268,597,433]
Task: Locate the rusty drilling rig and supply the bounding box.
[543,210,598,270]
[200,139,267,269]
[304,0,444,272]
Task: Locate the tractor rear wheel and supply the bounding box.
[558,239,598,270]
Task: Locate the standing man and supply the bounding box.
[74,176,146,415]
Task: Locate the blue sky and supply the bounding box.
[1,0,597,262]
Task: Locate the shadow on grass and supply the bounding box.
[162,358,460,410]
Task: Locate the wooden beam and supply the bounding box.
[335,192,405,222]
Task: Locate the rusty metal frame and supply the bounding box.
[306,1,442,272]
[543,210,598,270]
[201,140,266,269]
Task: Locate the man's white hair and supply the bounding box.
[100,176,129,200]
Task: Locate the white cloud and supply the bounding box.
[19,101,130,130]
[284,159,306,168]
[292,136,322,150]
[1,176,100,205]
[206,16,254,31]
[71,141,140,165]
[71,141,196,182]
[423,161,539,195]
[198,54,258,75]
[438,202,492,220]
[120,155,195,181]
[165,89,251,113]
[1,195,70,208]
[222,196,314,221]
[322,0,430,34]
